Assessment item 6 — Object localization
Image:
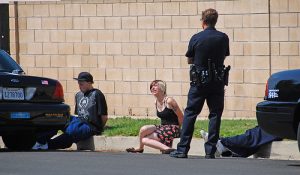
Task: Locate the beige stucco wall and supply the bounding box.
[8,0,300,119]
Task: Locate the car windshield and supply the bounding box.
[0,50,23,74]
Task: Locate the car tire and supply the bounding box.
[2,134,36,150]
[297,122,300,152]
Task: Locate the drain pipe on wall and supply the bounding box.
[14,1,20,64]
[268,0,271,76]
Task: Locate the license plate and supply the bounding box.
[10,112,30,119]
[3,87,24,100]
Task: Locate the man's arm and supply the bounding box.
[95,90,108,128]
[101,115,108,127]
[187,57,194,64]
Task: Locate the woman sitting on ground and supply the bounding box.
[126,80,184,154]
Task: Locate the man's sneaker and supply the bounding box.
[216,140,228,154]
[200,130,208,142]
[200,130,222,157]
[214,149,221,157]
[32,142,48,150]
[169,150,188,158]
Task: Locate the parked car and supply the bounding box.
[0,50,70,150]
[256,69,300,151]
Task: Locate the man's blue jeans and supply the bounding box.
[37,116,94,149]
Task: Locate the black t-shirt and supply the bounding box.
[74,88,107,134]
[186,27,230,68]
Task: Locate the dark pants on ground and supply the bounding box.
[220,126,281,157]
[36,116,95,149]
[177,83,224,156]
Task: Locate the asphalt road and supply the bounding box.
[0,151,299,175]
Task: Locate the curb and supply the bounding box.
[74,136,300,160]
[1,136,299,160]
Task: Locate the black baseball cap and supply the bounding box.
[73,72,94,83]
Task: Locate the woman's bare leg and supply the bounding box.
[134,125,157,151]
[142,132,171,151]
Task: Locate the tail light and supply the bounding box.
[264,81,268,99]
[53,82,64,101]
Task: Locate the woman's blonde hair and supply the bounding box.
[150,80,167,95]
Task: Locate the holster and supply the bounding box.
[190,65,200,85]
[223,65,231,86]
[213,65,231,86]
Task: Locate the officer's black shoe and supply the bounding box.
[169,150,188,158]
[205,154,215,159]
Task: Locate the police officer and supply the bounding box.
[170,8,230,159]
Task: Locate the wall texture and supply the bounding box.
[8,0,300,119]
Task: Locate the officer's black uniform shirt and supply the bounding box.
[185,27,230,68]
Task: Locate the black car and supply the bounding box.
[0,50,70,150]
[256,69,300,151]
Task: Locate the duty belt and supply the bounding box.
[190,62,230,86]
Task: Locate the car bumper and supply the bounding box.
[0,102,70,134]
[256,100,298,140]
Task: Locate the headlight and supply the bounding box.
[25,87,36,100]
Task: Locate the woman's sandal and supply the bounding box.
[161,148,176,154]
[126,147,144,153]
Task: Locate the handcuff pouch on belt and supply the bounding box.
[190,60,231,86]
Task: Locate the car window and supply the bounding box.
[0,50,23,73]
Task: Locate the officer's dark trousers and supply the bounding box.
[177,83,224,155]
[220,126,281,157]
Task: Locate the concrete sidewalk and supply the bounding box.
[73,136,300,160]
[0,136,299,160]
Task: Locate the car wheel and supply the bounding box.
[2,134,36,150]
[298,122,300,152]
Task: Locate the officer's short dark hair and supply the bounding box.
[201,8,218,27]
